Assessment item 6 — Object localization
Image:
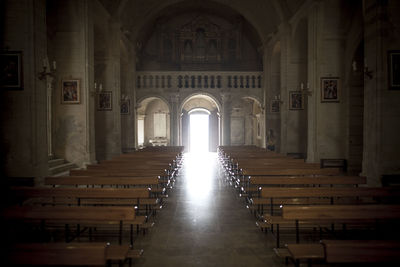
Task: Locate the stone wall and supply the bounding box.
[48,0,95,166]
[2,0,48,177]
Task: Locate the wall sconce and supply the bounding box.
[300,82,313,96]
[353,60,373,79]
[38,58,56,80]
[120,94,129,105]
[273,94,283,103]
[91,82,103,96]
[364,67,373,79]
[95,82,103,92]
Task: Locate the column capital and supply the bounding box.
[221,92,231,103]
[169,93,180,103]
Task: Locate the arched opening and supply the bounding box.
[230,97,263,146]
[136,97,170,148]
[181,94,220,152]
[188,108,210,153]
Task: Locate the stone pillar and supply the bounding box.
[306,1,323,163]
[120,37,136,152]
[221,93,231,145]
[2,0,48,177]
[46,73,54,159]
[209,109,219,151]
[362,0,387,186]
[181,110,189,152]
[262,44,269,149]
[279,24,291,155]
[169,94,180,146]
[94,19,122,160]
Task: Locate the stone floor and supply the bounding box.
[133,153,286,267]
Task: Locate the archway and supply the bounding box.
[188,108,210,153]
[181,94,220,152]
[136,97,170,148]
[230,96,263,146]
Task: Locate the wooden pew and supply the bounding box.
[6,242,143,266]
[245,175,366,196]
[44,176,165,212]
[233,168,342,195]
[261,190,400,247]
[246,176,367,216]
[45,176,161,187]
[286,240,400,266]
[322,239,400,263]
[8,186,158,222]
[70,169,166,177]
[2,205,143,245]
[281,205,400,246]
[242,168,341,176]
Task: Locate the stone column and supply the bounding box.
[306,2,323,163]
[362,0,387,186]
[279,24,291,155]
[262,44,269,149]
[209,109,219,151]
[181,110,189,152]
[46,73,54,159]
[221,93,231,145]
[169,94,180,146]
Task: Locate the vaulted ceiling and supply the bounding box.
[98,0,307,44]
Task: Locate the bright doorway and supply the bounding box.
[189,110,209,153]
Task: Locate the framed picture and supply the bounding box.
[270,99,280,113]
[289,91,304,110]
[1,51,23,90]
[61,79,80,104]
[320,77,340,102]
[98,91,112,110]
[120,99,130,115]
[388,50,400,90]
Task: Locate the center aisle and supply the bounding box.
[134,152,284,267]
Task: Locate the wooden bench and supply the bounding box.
[70,169,167,177]
[322,239,400,263]
[45,176,162,187]
[262,198,400,247]
[8,186,159,225]
[242,168,342,176]
[281,204,400,246]
[2,205,144,245]
[44,176,165,211]
[7,242,143,266]
[286,240,400,266]
[258,186,400,214]
[286,243,325,267]
[244,175,366,200]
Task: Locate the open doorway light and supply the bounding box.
[189,113,209,153]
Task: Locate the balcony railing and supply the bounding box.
[136,71,263,90]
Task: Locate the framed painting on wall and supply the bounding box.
[98,91,112,110]
[388,50,400,90]
[289,91,304,110]
[61,79,80,104]
[1,51,23,90]
[120,99,130,114]
[320,77,340,102]
[270,99,280,113]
